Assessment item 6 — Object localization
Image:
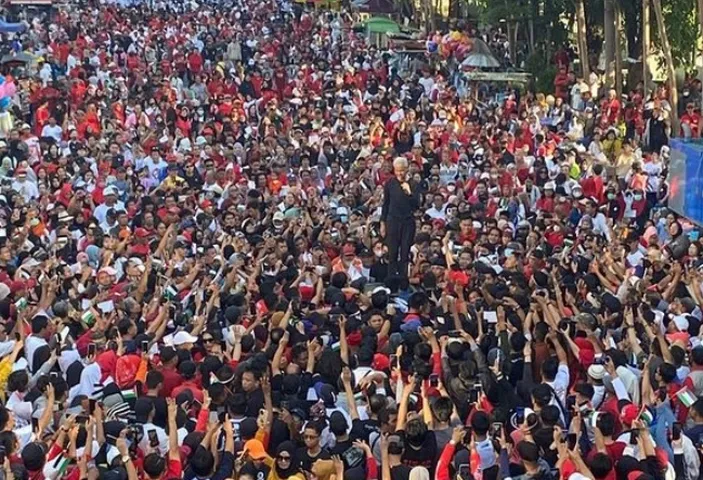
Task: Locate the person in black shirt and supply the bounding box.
[381,157,421,280]
[296,422,330,471]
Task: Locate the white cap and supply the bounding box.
[672,314,689,332]
[173,331,198,346]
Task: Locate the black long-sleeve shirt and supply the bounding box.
[381,177,421,221]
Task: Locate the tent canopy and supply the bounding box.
[461,38,501,69]
[365,17,400,34]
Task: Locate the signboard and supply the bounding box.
[462,71,532,83]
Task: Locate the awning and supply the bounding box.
[364,17,400,34]
[0,52,36,65]
[462,71,532,82]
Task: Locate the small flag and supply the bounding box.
[121,389,137,401]
[638,407,654,426]
[164,286,178,300]
[81,310,95,326]
[14,297,27,311]
[676,387,698,408]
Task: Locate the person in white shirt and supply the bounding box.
[425,193,447,221]
[93,186,125,224]
[135,397,169,455]
[40,117,63,142]
[11,168,39,202]
[418,71,435,97]
[144,148,168,180]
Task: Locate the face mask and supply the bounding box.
[447,185,456,193]
[374,249,384,258]
[573,191,582,199]
[607,193,616,200]
[633,194,643,201]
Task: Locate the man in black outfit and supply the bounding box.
[381,157,420,280]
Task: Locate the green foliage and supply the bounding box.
[524,51,557,93]
[659,0,699,70]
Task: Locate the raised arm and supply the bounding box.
[396,375,416,431]
[167,398,179,461]
[341,367,360,421]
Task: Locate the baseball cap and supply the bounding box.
[244,439,267,460]
[172,331,198,346]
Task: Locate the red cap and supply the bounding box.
[620,403,639,426]
[168,206,181,215]
[200,199,213,209]
[9,281,26,293]
[346,331,362,346]
[372,353,390,371]
[134,227,149,238]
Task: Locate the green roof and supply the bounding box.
[365,17,400,33]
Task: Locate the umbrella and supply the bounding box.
[460,38,501,69]
[1,52,35,66]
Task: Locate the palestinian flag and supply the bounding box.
[81,310,95,326]
[676,387,698,408]
[638,405,654,427]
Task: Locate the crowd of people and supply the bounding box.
[0,0,701,479]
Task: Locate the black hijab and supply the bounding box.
[274,441,300,479]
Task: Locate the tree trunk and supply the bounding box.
[652,0,679,134]
[614,3,623,97]
[604,0,616,87]
[576,0,590,79]
[512,21,519,64]
[642,0,650,94]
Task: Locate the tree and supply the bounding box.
[652,0,679,133]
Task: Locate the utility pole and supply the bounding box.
[642,0,650,94]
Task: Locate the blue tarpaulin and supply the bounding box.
[0,20,26,33]
[669,139,703,226]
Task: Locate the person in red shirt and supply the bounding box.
[156,347,183,398]
[606,89,621,126]
[536,182,556,213]
[554,66,570,101]
[680,103,701,138]
[187,48,203,74]
[171,361,204,403]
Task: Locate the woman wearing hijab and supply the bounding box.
[268,441,305,480]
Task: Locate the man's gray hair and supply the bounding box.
[393,157,408,169]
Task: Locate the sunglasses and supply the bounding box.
[203,338,214,343]
[278,456,291,461]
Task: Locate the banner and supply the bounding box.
[669,139,703,226]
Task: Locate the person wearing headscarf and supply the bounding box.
[268,441,305,480]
